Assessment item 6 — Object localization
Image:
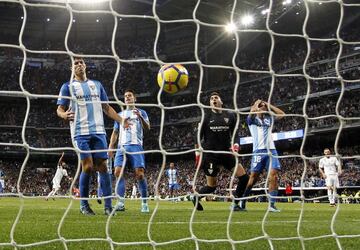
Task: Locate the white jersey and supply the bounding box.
[114,108,149,146]
[166,169,178,185]
[319,156,340,176]
[53,165,68,184]
[57,79,108,137]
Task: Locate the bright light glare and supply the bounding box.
[282,0,292,5]
[225,23,237,33]
[261,9,269,15]
[241,15,254,26]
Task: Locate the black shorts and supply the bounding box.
[200,153,237,177]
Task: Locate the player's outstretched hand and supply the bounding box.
[123,117,132,128]
[63,110,75,121]
[133,109,141,117]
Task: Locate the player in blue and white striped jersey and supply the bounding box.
[109,89,150,213]
[242,99,285,212]
[57,57,130,216]
[166,162,180,201]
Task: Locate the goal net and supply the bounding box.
[0,0,359,249]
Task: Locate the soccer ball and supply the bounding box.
[157,64,189,94]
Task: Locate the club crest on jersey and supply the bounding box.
[264,119,270,126]
[89,85,95,90]
[224,118,229,124]
[208,164,213,174]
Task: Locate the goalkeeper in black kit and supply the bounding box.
[193,92,249,211]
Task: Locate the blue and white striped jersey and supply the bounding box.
[247,114,275,152]
[166,169,178,185]
[57,79,108,137]
[113,108,149,146]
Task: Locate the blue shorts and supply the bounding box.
[169,183,180,190]
[251,149,281,173]
[114,145,145,169]
[74,134,108,160]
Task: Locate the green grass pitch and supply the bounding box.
[0,198,359,249]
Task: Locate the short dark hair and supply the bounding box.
[124,89,135,95]
[210,91,221,98]
[73,57,84,62]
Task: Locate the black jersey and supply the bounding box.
[198,110,238,151]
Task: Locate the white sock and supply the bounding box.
[47,190,54,198]
[328,189,333,203]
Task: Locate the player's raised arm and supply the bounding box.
[249,99,262,118]
[263,101,285,120]
[108,128,119,159]
[57,152,65,166]
[102,103,130,128]
[134,109,150,130]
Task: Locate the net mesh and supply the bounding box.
[0,0,359,249]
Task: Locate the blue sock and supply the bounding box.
[116,177,126,202]
[269,190,278,207]
[99,172,112,209]
[79,172,90,208]
[138,178,148,204]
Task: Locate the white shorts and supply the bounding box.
[52,180,60,191]
[0,179,4,189]
[326,175,339,188]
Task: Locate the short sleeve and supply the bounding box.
[140,109,149,124]
[113,120,119,131]
[247,115,255,125]
[57,83,70,106]
[335,158,340,167]
[319,159,324,169]
[99,82,109,102]
[113,112,121,131]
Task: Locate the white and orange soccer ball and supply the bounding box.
[157,64,189,94]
